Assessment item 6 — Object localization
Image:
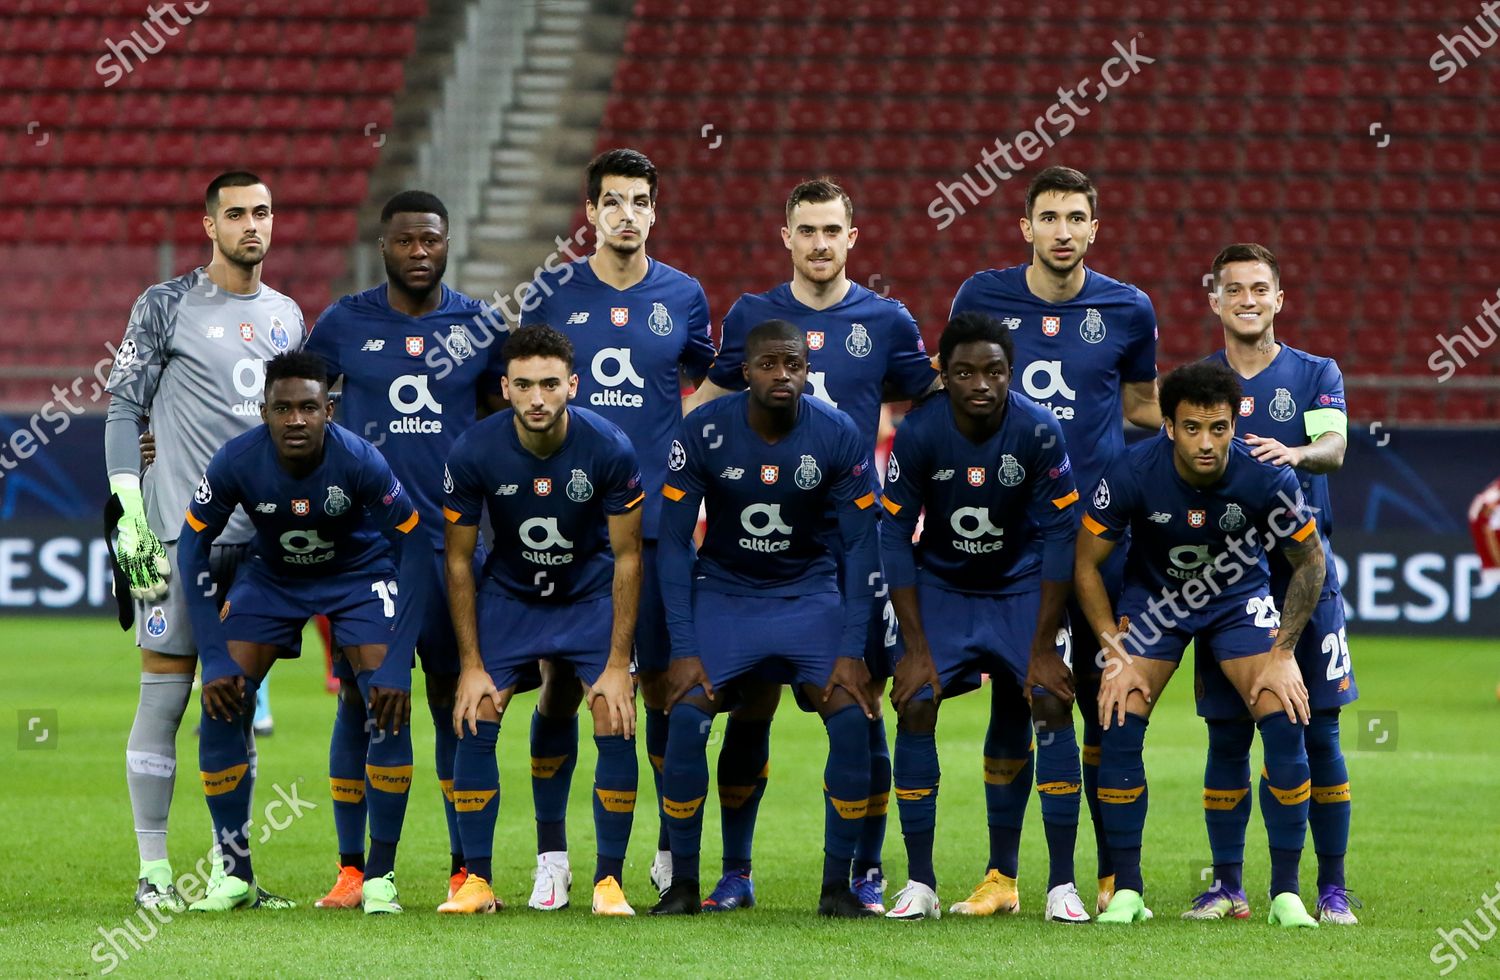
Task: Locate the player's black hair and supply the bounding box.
[746,319,807,357]
[1025,165,1097,220]
[503,324,575,372]
[263,350,330,394]
[381,189,448,226]
[785,177,854,227]
[1211,242,1280,287]
[1159,361,1243,424]
[938,311,1015,373]
[586,148,658,205]
[205,170,266,215]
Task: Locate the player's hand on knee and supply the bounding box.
[453,666,500,737]
[825,657,875,719]
[590,664,636,738]
[890,647,939,714]
[369,687,410,736]
[1024,647,1074,706]
[665,656,713,709]
[1252,654,1311,725]
[202,675,246,723]
[1098,658,1148,731]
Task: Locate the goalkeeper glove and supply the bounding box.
[110,475,171,601]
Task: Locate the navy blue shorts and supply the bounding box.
[631,540,672,676]
[1114,584,1282,669]
[223,562,397,653]
[892,584,1056,700]
[478,588,613,693]
[695,590,842,692]
[332,546,484,680]
[1194,590,1358,719]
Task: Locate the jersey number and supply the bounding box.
[1244,595,1280,629]
[1321,627,1352,681]
[370,580,398,619]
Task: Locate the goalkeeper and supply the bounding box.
[103,171,305,912]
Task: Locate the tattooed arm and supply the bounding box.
[1273,529,1326,655]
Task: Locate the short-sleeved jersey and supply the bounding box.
[663,393,878,596]
[106,267,306,543]
[444,406,643,604]
[1082,434,1316,604]
[949,265,1157,499]
[881,391,1078,595]
[708,282,936,453]
[1206,344,1345,595]
[306,284,500,549]
[519,257,714,540]
[184,422,418,578]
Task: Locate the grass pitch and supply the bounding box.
[3,618,1496,977]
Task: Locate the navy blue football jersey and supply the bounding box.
[180,422,427,681]
[881,391,1078,596]
[307,284,502,548]
[1083,434,1316,604]
[1206,344,1345,595]
[520,257,714,540]
[444,406,643,604]
[949,266,1158,500]
[708,282,936,452]
[658,393,881,660]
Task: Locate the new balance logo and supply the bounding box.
[566,312,589,324]
[361,339,385,352]
[719,467,745,480]
[254,502,277,514]
[204,325,224,339]
[1148,511,1172,523]
[494,484,518,495]
[933,469,955,481]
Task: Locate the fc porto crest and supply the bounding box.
[610,307,629,327]
[324,485,351,517]
[795,454,822,490]
[1219,503,1246,532]
[648,302,673,336]
[760,465,779,485]
[1269,387,1296,422]
[145,606,168,638]
[405,336,424,356]
[534,478,552,496]
[292,499,311,516]
[1079,308,1106,344]
[269,316,290,351]
[566,468,594,502]
[845,323,872,358]
[1239,396,1255,417]
[239,322,255,342]
[998,454,1025,487]
[1042,316,1061,337]
[445,324,473,361]
[1188,509,1207,528]
[807,330,825,351]
[967,466,986,487]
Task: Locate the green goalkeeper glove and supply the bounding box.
[110,475,171,601]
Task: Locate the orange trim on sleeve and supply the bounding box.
[1052,489,1080,510]
[443,507,463,524]
[1291,517,1316,542]
[184,509,206,532]
[662,484,686,502]
[882,496,903,516]
[1082,513,1108,536]
[623,491,646,510]
[396,510,420,534]
[854,492,877,511]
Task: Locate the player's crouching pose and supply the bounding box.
[179,351,431,914]
[651,319,882,919]
[880,313,1085,922]
[441,325,645,917]
[1076,361,1327,928]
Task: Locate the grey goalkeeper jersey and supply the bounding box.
[105,267,305,543]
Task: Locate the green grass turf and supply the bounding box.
[3,618,1497,977]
